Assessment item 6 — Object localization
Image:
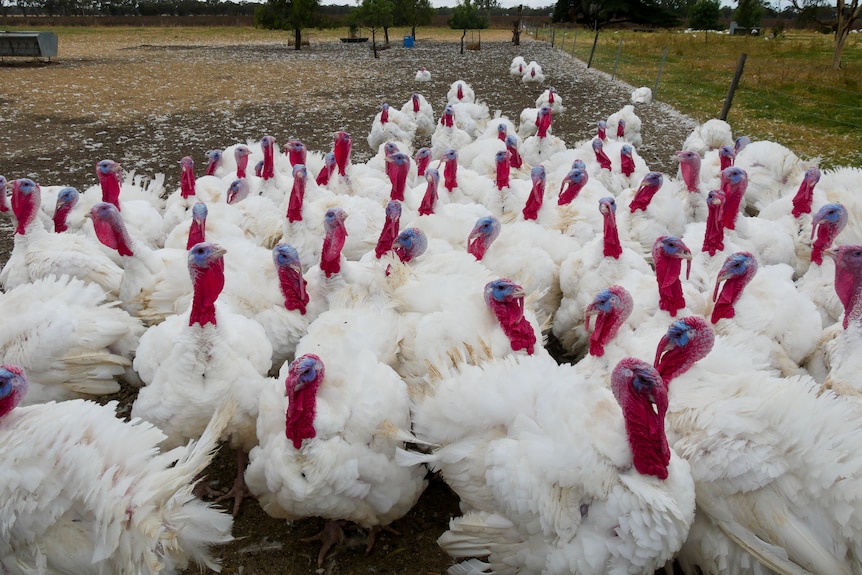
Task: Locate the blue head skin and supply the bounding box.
[393,227,428,262]
[273,243,302,271]
[0,365,28,418]
[467,216,502,260]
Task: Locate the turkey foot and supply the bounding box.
[301,519,347,567]
[214,448,253,515]
[363,524,401,555]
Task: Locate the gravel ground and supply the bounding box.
[0,29,698,575]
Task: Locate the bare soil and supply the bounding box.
[0,28,696,575]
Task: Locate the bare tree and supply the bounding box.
[787,0,862,69]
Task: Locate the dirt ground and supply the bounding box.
[0,28,697,575]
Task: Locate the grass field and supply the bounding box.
[543,27,862,169]
[3,22,859,171]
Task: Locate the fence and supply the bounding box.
[524,25,862,168]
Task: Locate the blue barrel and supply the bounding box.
[403,36,414,48]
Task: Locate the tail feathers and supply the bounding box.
[438,511,525,575]
[447,557,493,575]
[697,485,844,575]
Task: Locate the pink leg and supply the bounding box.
[214,448,253,516]
[301,520,347,567]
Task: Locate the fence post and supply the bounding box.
[611,37,623,80]
[720,53,747,120]
[653,46,669,100]
[562,32,567,51]
[587,28,600,68]
[572,30,578,55]
[551,27,555,46]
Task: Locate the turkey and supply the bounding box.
[520,106,566,166]
[0,365,235,575]
[521,60,545,84]
[431,104,474,159]
[808,244,862,395]
[400,92,436,140]
[91,159,166,249]
[466,215,562,328]
[654,315,862,575]
[535,85,565,114]
[708,251,820,377]
[90,201,194,324]
[606,104,643,148]
[0,274,144,404]
[244,351,427,567]
[225,177,284,249]
[631,86,653,104]
[367,102,417,152]
[131,241,274,515]
[0,178,123,297]
[796,202,849,328]
[402,354,695,575]
[680,118,734,159]
[415,66,431,82]
[509,55,526,78]
[552,196,657,359]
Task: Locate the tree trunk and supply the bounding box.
[411,24,416,39]
[831,0,861,69]
[372,28,378,58]
[294,27,302,51]
[384,26,390,45]
[460,29,466,54]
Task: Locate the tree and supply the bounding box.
[786,0,862,69]
[448,0,488,54]
[732,0,765,28]
[353,0,394,58]
[688,0,722,28]
[392,0,434,38]
[554,0,681,28]
[255,0,322,50]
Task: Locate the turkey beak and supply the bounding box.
[712,268,735,302]
[681,249,693,280]
[210,244,227,259]
[654,332,672,368]
[811,211,827,240]
[824,248,838,261]
[584,304,600,332]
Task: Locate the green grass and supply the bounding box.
[551,28,862,169]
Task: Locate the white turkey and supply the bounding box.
[796,202,849,328]
[521,59,545,84]
[400,92,436,140]
[631,86,653,104]
[807,244,862,395]
[0,274,144,404]
[654,314,862,575]
[708,251,820,377]
[91,159,166,249]
[415,66,431,82]
[0,178,123,297]
[402,354,695,575]
[244,351,427,567]
[131,241,274,515]
[431,104,474,159]
[606,105,643,148]
[520,106,566,166]
[680,118,734,158]
[447,79,476,104]
[535,85,565,114]
[509,55,526,78]
[466,215,562,328]
[367,102,417,152]
[0,365,235,575]
[90,201,193,324]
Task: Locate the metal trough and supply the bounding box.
[0,31,58,60]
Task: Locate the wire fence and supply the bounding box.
[524,25,862,167]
